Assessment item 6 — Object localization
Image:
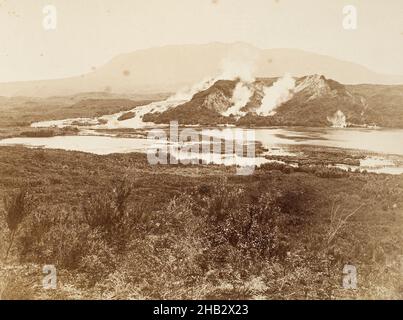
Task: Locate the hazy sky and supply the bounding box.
[0,0,402,82]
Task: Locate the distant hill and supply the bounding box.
[0,43,403,97]
[144,75,403,128]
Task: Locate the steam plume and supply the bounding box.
[223,81,253,117]
[327,110,347,128]
[218,45,257,82]
[258,74,295,116]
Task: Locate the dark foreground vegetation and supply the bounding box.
[0,146,402,299]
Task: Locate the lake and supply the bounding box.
[1,127,403,174]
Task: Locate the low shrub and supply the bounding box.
[117,112,135,121]
[2,188,32,261]
[191,184,312,265]
[20,130,55,138]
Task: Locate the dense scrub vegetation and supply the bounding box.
[0,147,402,299]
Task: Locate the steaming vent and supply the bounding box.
[327,110,347,128]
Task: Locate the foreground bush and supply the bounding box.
[2,188,32,261]
[16,178,400,299]
[17,180,138,282]
[13,180,313,293]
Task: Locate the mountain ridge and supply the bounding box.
[144,74,402,128]
[1,43,403,97]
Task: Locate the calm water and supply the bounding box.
[0,135,154,155]
[1,127,403,174]
[252,127,403,156]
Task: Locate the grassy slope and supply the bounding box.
[0,146,402,299]
[347,84,403,128]
[0,94,170,139]
[0,98,155,127]
[0,91,170,133]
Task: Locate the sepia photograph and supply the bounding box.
[0,0,402,303]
